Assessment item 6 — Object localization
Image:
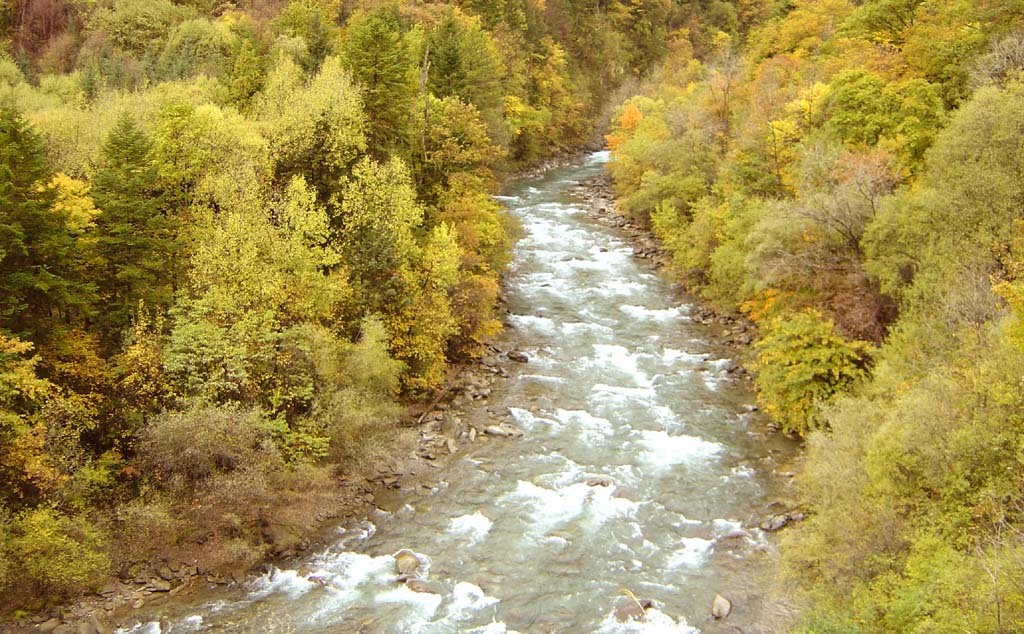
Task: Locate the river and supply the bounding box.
[118,152,798,634]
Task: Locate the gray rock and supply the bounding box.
[150,578,171,592]
[53,626,76,634]
[507,350,529,363]
[484,425,510,437]
[92,615,111,634]
[157,565,175,581]
[97,581,118,596]
[38,618,61,633]
[760,511,805,532]
[586,477,613,487]
[711,593,732,619]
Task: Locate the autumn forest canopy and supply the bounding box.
[2,0,1024,631]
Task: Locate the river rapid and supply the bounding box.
[119,152,798,634]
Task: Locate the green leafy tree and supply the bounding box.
[271,0,336,73]
[257,55,367,198]
[156,17,236,81]
[0,333,58,507]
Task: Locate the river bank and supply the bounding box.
[5,151,599,634]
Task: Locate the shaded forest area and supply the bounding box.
[605,0,1024,631]
[0,0,735,612]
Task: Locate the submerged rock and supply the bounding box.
[405,579,442,594]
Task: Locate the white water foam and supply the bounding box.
[665,537,714,568]
[508,407,558,431]
[561,320,615,336]
[591,383,658,403]
[374,584,444,619]
[596,607,699,634]
[465,624,512,634]
[247,567,318,600]
[447,512,494,544]
[713,518,748,540]
[661,348,706,365]
[506,314,558,335]
[635,430,722,468]
[589,345,653,386]
[619,304,685,322]
[519,374,568,385]
[504,480,638,532]
[555,408,615,439]
[591,280,649,299]
[446,582,501,619]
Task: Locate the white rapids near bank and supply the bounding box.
[118,151,795,634]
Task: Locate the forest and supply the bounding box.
[3,0,1024,632]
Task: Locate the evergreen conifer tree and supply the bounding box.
[342,7,415,154]
[91,112,176,342]
[0,101,89,340]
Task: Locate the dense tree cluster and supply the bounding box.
[606,1,1024,630]
[0,0,677,610]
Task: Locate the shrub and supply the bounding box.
[108,498,182,571]
[755,309,870,434]
[2,507,109,604]
[136,405,277,491]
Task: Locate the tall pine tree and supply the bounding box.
[0,101,90,342]
[91,112,176,343]
[342,7,415,156]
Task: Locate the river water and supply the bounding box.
[120,152,797,634]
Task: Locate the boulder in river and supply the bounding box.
[586,477,613,487]
[507,350,529,363]
[394,549,422,577]
[711,593,732,619]
[484,424,523,438]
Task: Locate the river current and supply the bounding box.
[120,152,796,634]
